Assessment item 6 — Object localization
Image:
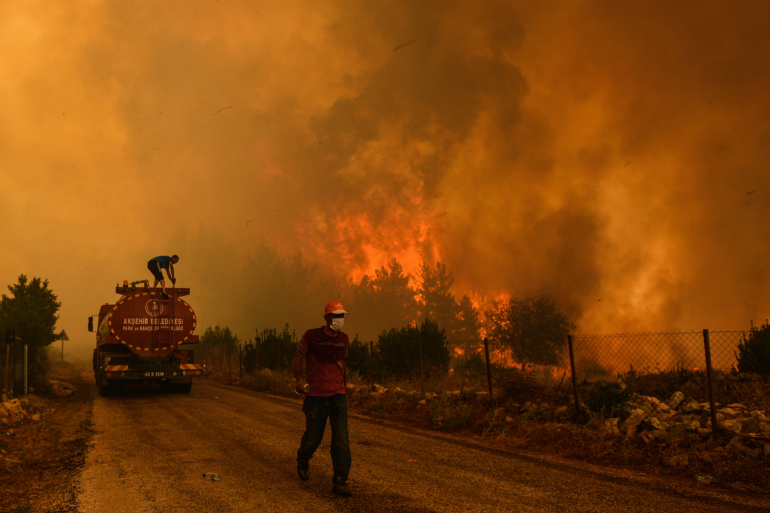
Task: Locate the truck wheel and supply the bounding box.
[180,383,192,394]
[98,383,113,396]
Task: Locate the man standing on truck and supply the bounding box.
[147,255,179,299]
[293,300,352,497]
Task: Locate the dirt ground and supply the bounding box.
[1,364,94,513]
[3,365,770,512]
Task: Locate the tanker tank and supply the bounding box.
[89,284,202,395]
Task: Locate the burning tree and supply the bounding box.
[487,294,574,367]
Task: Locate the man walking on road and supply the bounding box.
[293,300,352,497]
[147,255,178,299]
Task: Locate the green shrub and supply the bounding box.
[346,335,371,376]
[735,322,770,376]
[454,351,486,376]
[586,380,637,420]
[377,318,450,378]
[243,340,257,373]
[427,394,475,430]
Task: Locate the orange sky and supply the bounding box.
[2,1,770,355]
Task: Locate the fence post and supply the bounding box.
[418,333,426,398]
[255,331,261,371]
[568,335,581,422]
[483,337,494,402]
[703,329,719,436]
[369,340,374,391]
[24,343,28,395]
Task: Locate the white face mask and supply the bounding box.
[330,317,344,331]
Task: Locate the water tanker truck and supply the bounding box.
[89,283,202,395]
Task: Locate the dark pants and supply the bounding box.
[147,260,164,281]
[297,394,351,482]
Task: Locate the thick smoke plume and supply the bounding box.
[1,1,770,355]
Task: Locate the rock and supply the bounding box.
[0,406,7,419]
[727,403,748,410]
[394,387,403,393]
[728,438,761,459]
[743,417,762,433]
[718,407,740,417]
[2,399,22,416]
[603,418,621,436]
[19,398,29,408]
[720,419,743,434]
[680,399,701,412]
[645,429,668,441]
[705,413,725,426]
[750,410,769,422]
[446,390,461,397]
[636,400,653,416]
[666,391,685,410]
[373,384,388,393]
[665,454,689,467]
[505,416,515,423]
[760,422,770,434]
[345,383,358,391]
[425,392,436,400]
[418,399,426,406]
[643,395,659,406]
[645,417,665,431]
[686,420,701,431]
[697,428,713,438]
[31,413,41,421]
[621,408,646,433]
[554,406,570,420]
[0,418,7,426]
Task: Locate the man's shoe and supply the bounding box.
[297,461,309,481]
[162,292,169,299]
[332,478,352,497]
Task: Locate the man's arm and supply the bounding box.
[167,263,176,282]
[293,351,308,394]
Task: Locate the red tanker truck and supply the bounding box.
[89,283,202,396]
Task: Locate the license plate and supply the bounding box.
[144,371,165,377]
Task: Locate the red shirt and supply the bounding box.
[298,327,348,397]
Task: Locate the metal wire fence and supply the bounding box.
[570,330,747,381]
[235,328,752,409]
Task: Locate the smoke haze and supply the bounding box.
[2,1,770,354]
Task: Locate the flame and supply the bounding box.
[297,179,444,283]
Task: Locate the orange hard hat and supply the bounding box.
[324,301,348,315]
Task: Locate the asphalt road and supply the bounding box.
[75,380,769,513]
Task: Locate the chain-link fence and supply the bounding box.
[570,330,747,381]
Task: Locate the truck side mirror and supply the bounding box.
[88,317,93,332]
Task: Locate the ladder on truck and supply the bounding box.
[152,288,176,353]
